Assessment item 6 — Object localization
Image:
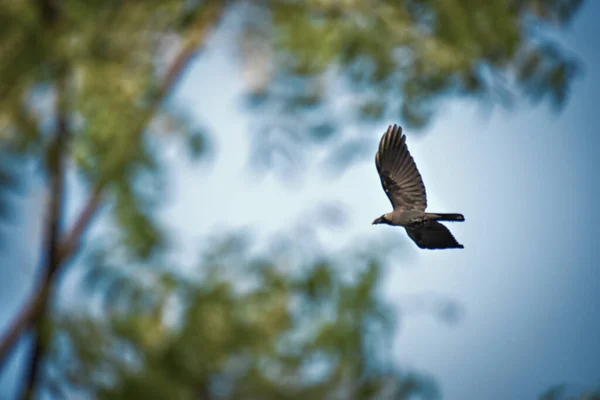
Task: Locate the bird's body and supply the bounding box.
[372,124,465,250]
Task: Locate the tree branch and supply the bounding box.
[57,184,103,262]
[58,0,225,261]
[21,62,69,399]
[0,0,226,383]
[0,288,46,373]
[18,1,66,397]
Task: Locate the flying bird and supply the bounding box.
[372,124,465,249]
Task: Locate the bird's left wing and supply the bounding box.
[375,124,427,211]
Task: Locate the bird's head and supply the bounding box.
[372,214,389,225]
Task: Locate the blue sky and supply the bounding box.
[2,2,600,399]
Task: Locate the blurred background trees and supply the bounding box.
[0,0,588,398]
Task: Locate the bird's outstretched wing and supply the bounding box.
[375,124,427,211]
[405,222,464,249]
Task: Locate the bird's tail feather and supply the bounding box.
[433,213,465,222]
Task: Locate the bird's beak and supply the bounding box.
[372,217,383,225]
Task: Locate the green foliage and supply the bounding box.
[0,0,216,260]
[45,230,438,399]
[238,0,583,171]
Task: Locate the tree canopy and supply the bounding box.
[0,0,587,398]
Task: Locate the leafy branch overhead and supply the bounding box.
[2,1,585,185]
[1,0,224,260]
[48,230,440,399]
[236,0,583,171]
[287,1,581,113]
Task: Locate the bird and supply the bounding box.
[372,124,465,249]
